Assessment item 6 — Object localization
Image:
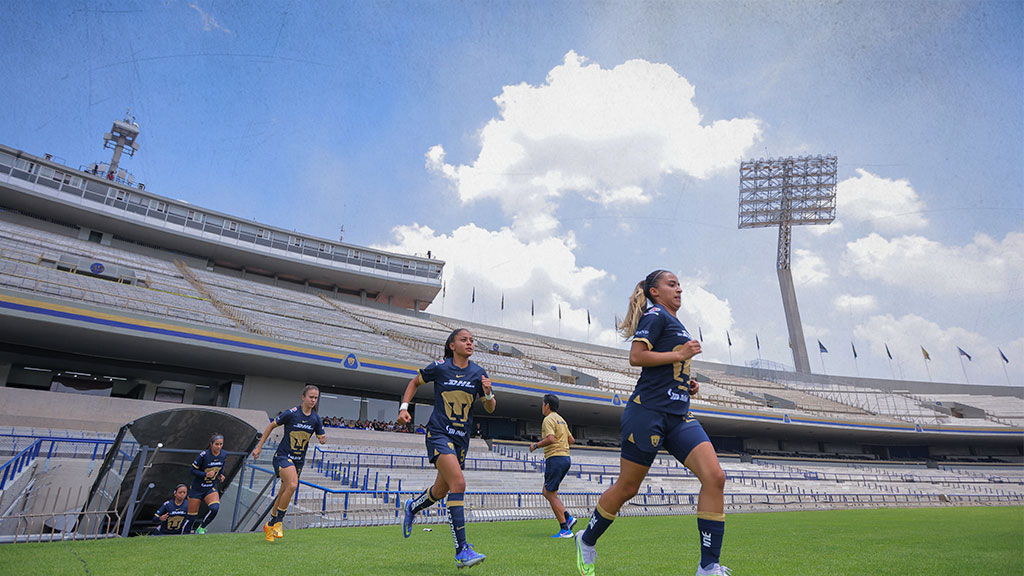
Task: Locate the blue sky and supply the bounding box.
[2,1,1021,386]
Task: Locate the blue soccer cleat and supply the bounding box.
[455,543,486,568]
[402,498,415,538]
[552,529,574,538]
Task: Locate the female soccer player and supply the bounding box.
[153,483,189,535]
[397,328,496,569]
[251,384,327,542]
[575,270,730,576]
[186,433,227,534]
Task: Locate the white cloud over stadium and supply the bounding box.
[426,51,762,239]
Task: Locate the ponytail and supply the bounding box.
[617,281,648,339]
[617,269,669,339]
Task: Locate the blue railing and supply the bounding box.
[0,440,42,490]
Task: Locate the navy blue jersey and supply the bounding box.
[419,358,487,441]
[630,304,694,416]
[190,449,227,491]
[274,406,326,464]
[154,499,188,534]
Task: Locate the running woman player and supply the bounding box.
[185,433,227,534]
[575,270,730,576]
[251,384,326,542]
[153,483,189,535]
[529,393,577,538]
[398,328,496,569]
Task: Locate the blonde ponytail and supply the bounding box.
[617,281,648,339]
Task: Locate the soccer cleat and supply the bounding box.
[696,563,732,575]
[195,526,206,535]
[551,529,574,538]
[575,530,597,576]
[566,513,578,531]
[272,522,284,538]
[402,498,415,538]
[455,543,486,568]
[262,522,275,542]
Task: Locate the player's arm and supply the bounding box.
[628,339,700,367]
[530,433,557,453]
[316,420,327,445]
[397,374,424,425]
[251,420,279,460]
[568,432,576,445]
[481,376,496,414]
[190,454,208,478]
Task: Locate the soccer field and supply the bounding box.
[1,507,1020,576]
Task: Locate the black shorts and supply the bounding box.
[425,432,468,469]
[187,484,218,500]
[620,402,710,467]
[273,454,303,477]
[543,455,571,492]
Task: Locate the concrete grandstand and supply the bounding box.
[0,137,1021,538]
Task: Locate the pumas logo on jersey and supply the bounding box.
[651,435,661,447]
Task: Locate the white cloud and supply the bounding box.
[373,223,609,341]
[675,275,736,362]
[842,231,1024,296]
[833,293,878,314]
[427,51,761,239]
[854,314,1022,384]
[792,248,829,286]
[836,169,927,232]
[189,3,232,34]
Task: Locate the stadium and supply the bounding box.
[0,116,1021,572]
[2,3,1022,574]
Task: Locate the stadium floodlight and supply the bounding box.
[739,155,837,373]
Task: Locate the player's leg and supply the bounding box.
[684,441,727,574]
[267,463,298,539]
[435,453,484,568]
[197,491,220,533]
[184,496,201,534]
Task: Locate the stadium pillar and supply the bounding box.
[360,290,367,304]
[0,363,9,386]
[227,381,243,408]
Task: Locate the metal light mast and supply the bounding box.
[738,155,837,373]
[103,109,140,180]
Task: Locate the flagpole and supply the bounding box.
[819,349,826,375]
[959,355,970,384]
[923,359,931,382]
[1004,363,1011,386]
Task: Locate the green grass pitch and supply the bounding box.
[1,507,1020,575]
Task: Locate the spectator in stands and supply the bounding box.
[575,270,729,576]
[529,393,577,538]
[185,433,227,534]
[152,484,189,535]
[251,384,327,542]
[415,423,426,434]
[398,328,496,568]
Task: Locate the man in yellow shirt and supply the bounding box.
[529,394,576,538]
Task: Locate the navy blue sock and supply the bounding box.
[201,502,220,528]
[447,492,467,551]
[184,514,198,534]
[271,505,287,525]
[411,487,438,514]
[697,513,726,568]
[581,504,616,546]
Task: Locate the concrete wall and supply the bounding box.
[0,387,269,434]
[239,375,307,416]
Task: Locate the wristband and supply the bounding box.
[483,393,495,401]
[399,402,409,411]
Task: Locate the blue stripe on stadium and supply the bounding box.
[0,299,343,364]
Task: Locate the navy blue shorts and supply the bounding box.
[425,432,467,469]
[620,402,710,467]
[543,455,571,492]
[187,484,218,500]
[273,454,303,477]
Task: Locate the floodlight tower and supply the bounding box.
[738,155,837,373]
[103,109,140,180]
